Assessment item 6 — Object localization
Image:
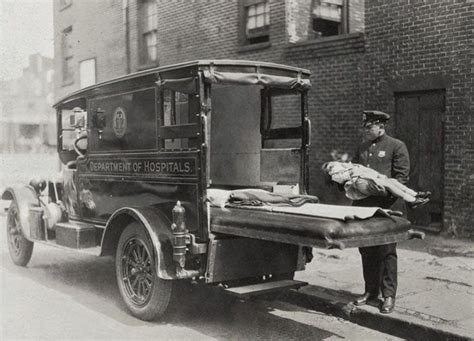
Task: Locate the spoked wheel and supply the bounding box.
[6,201,34,266]
[116,223,172,321]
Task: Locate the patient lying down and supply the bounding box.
[322,161,431,209]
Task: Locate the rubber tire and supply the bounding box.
[6,201,34,267]
[115,222,172,321]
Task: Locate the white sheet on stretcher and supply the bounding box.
[269,203,391,221]
[207,188,393,221]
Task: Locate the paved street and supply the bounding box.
[0,214,402,340]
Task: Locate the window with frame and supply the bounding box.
[261,89,303,149]
[139,0,158,66]
[57,98,87,164]
[243,0,270,44]
[79,58,96,89]
[312,0,348,38]
[160,89,200,150]
[62,27,74,84]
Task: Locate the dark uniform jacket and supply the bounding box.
[353,134,410,184]
[353,134,410,209]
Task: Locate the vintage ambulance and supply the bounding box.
[3,60,422,320]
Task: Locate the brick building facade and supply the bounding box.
[53,0,472,236]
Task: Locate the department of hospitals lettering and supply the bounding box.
[88,159,194,175]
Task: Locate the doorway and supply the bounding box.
[395,90,445,229]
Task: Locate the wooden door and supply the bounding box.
[395,90,445,229]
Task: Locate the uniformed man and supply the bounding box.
[352,110,410,314]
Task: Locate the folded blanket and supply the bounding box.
[207,188,318,208]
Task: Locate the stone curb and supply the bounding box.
[281,285,472,341]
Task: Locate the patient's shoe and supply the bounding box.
[409,198,429,209]
[416,191,432,199]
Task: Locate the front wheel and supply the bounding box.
[6,201,34,266]
[115,223,172,321]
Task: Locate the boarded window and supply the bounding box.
[79,58,96,89]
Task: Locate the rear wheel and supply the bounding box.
[6,201,34,266]
[115,222,172,320]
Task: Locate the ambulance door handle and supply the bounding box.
[304,117,311,148]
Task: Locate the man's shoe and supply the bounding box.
[380,297,395,314]
[409,198,429,209]
[354,292,378,306]
[416,191,432,199]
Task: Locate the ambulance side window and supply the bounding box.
[60,109,77,152]
[57,98,87,164]
[159,89,199,150]
[261,89,302,148]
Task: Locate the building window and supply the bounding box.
[243,0,270,44]
[62,27,73,84]
[139,0,158,66]
[79,58,96,89]
[312,0,348,38]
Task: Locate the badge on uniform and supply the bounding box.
[378,151,386,158]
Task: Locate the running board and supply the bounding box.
[224,280,307,298]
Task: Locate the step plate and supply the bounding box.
[224,280,307,298]
[55,221,98,249]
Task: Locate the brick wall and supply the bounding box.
[363,0,473,236]
[287,0,312,43]
[154,0,289,64]
[53,0,126,101]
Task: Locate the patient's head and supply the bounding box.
[322,161,349,174]
[321,161,352,184]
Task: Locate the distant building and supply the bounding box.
[52,0,472,236]
[0,54,56,153]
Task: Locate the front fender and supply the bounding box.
[2,186,39,241]
[101,207,176,280]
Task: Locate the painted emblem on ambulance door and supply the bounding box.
[378,151,386,158]
[113,107,127,138]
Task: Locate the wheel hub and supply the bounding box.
[120,238,154,306]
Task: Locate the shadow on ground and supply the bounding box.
[1,246,338,340]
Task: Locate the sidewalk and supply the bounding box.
[288,237,474,340]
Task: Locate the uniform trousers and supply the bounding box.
[359,243,397,297]
[354,196,402,298]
